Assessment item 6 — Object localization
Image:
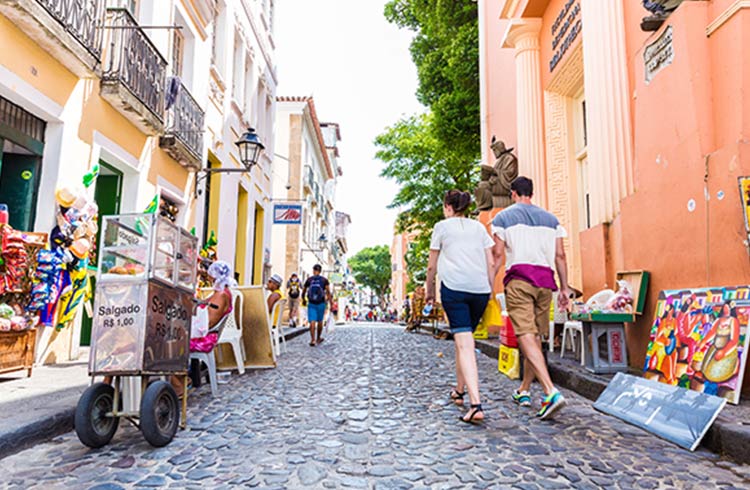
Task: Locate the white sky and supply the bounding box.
[274,0,425,255]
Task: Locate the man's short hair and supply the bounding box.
[313,264,322,272]
[511,176,534,197]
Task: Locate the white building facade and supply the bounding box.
[271,97,341,285]
[197,0,278,285]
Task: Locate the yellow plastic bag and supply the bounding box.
[474,297,502,340]
[498,344,521,380]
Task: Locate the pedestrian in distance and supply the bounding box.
[491,176,570,420]
[286,272,302,328]
[301,264,331,346]
[426,190,494,424]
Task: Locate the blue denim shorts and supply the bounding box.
[440,283,490,334]
[307,302,327,322]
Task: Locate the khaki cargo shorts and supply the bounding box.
[506,279,553,337]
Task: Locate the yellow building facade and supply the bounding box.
[0,0,245,362]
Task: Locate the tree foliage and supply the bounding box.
[348,245,392,301]
[384,0,480,160]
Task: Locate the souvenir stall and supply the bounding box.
[570,271,650,374]
[0,217,46,376]
[33,183,99,364]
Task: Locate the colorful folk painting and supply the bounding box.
[643,286,750,404]
[738,177,750,236]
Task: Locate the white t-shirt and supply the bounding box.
[430,218,494,294]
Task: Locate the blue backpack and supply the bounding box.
[307,276,326,304]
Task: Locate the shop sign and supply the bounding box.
[644,26,674,84]
[594,373,726,451]
[549,0,581,72]
[273,203,303,224]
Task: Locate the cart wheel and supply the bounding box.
[140,380,179,447]
[75,382,119,448]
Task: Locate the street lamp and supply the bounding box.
[234,127,265,169]
[194,128,267,199]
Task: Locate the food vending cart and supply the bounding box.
[75,214,197,448]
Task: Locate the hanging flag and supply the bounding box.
[144,195,159,214]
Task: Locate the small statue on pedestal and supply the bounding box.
[475,165,496,212]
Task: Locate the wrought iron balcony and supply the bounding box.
[159,82,205,170]
[0,0,105,76]
[100,8,167,134]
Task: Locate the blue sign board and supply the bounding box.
[273,204,303,224]
[594,373,726,451]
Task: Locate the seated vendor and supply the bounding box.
[189,260,236,352]
[173,261,236,397]
[266,273,285,324]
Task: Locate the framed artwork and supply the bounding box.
[644,287,750,404]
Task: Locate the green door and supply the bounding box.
[80,162,122,346]
[0,152,41,231]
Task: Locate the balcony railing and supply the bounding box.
[160,81,205,167]
[101,8,167,131]
[36,0,104,59]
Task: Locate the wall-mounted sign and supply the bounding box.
[549,0,581,72]
[273,203,303,225]
[644,26,674,83]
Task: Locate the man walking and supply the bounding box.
[302,264,331,346]
[286,272,302,328]
[492,176,571,419]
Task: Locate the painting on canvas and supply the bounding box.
[643,286,750,404]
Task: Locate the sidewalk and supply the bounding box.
[0,326,309,460]
[417,323,750,464]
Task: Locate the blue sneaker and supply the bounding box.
[512,390,531,407]
[537,391,566,420]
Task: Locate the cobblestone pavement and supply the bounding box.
[2,325,750,489]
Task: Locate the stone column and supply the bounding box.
[503,19,547,207]
[581,0,634,223]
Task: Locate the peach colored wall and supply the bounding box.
[490,1,750,370]
[619,3,750,368]
[482,2,517,166]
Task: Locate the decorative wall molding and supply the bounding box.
[706,0,750,36]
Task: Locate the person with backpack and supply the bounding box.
[301,264,331,346]
[286,272,302,328]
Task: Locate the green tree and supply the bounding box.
[384,0,480,161]
[348,245,392,303]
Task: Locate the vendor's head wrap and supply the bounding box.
[208,260,237,291]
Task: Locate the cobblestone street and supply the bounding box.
[2,325,749,489]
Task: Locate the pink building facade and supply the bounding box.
[481,0,750,373]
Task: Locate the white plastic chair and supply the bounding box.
[560,320,585,366]
[270,299,287,357]
[189,313,230,398]
[216,289,245,375]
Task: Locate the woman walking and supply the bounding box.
[426,190,494,423]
